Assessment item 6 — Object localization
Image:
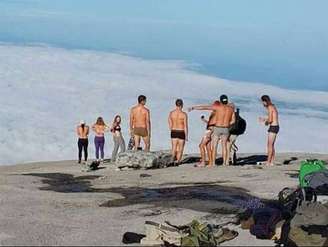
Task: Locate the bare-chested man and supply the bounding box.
[259,95,279,166]
[76,120,89,164]
[168,99,188,164]
[130,95,151,151]
[189,95,235,166]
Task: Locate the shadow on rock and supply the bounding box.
[236,155,268,166]
[23,173,102,193]
[24,173,266,214]
[100,183,259,214]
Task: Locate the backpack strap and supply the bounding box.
[277,220,291,247]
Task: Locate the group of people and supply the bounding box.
[76,115,126,164]
[76,94,280,167]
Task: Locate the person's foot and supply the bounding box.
[195,162,206,167]
[78,160,81,164]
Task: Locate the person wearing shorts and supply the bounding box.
[259,95,280,166]
[129,95,151,151]
[189,95,235,166]
[168,99,188,164]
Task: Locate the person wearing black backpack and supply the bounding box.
[228,105,247,165]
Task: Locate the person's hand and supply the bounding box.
[188,107,194,112]
[258,117,266,123]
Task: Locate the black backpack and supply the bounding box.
[229,108,247,136]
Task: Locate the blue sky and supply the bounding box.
[0,0,327,91]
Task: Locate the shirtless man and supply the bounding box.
[259,95,280,166]
[189,95,235,166]
[130,95,151,151]
[168,99,188,164]
[76,120,89,164]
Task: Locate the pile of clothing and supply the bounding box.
[238,159,328,247]
[122,220,238,247]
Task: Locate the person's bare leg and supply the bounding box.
[143,136,150,151]
[267,133,277,165]
[134,135,141,150]
[211,135,219,166]
[221,135,229,166]
[206,140,212,165]
[267,133,274,165]
[199,139,207,165]
[171,139,178,162]
[176,139,185,162]
[226,137,232,165]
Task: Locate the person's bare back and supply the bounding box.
[92,124,107,137]
[129,95,151,151]
[77,125,89,139]
[131,105,149,129]
[213,104,235,127]
[168,99,188,163]
[169,110,187,131]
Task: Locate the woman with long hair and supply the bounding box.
[76,120,89,164]
[92,117,108,162]
[110,115,126,162]
[197,111,216,167]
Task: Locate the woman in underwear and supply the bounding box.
[197,111,216,167]
[110,115,126,162]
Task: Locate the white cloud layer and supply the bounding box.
[0,44,327,165]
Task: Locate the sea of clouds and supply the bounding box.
[0,43,327,165]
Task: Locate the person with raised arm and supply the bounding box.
[92,117,109,163]
[76,120,89,164]
[197,107,217,167]
[189,95,235,166]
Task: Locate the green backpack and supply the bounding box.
[299,160,327,188]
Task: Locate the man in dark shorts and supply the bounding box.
[259,95,280,166]
[168,99,188,164]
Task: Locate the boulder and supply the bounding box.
[115,151,173,170]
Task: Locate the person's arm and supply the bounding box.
[168,112,173,130]
[146,109,151,138]
[129,108,134,135]
[184,113,189,141]
[230,111,236,125]
[188,104,215,112]
[92,124,96,131]
[76,126,80,136]
[86,126,90,135]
